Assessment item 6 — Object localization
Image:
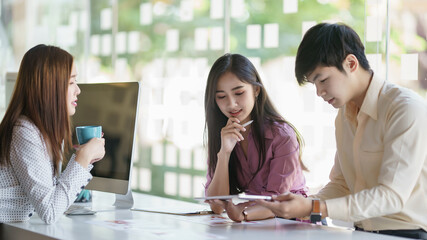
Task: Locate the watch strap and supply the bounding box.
[310,198,322,224]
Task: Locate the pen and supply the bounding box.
[242,120,253,127]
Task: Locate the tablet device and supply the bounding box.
[194,193,272,201]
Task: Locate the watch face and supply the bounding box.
[310,214,322,223]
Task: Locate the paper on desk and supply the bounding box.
[171,214,260,226]
[130,208,214,216]
[86,219,228,239]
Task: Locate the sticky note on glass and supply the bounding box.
[264,23,279,48]
[101,34,112,56]
[90,35,100,55]
[56,25,76,47]
[283,0,298,14]
[195,28,209,51]
[79,11,88,31]
[116,32,127,54]
[231,0,245,18]
[69,12,79,31]
[166,29,180,52]
[180,0,193,22]
[247,24,261,49]
[210,0,224,19]
[366,53,382,76]
[366,15,382,42]
[128,31,140,54]
[210,27,223,50]
[401,53,418,81]
[100,8,112,30]
[140,3,153,25]
[302,21,317,38]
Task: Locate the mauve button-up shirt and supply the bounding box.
[205,121,307,196]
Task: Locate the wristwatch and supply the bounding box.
[310,198,322,224]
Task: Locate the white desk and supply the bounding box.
[2,191,404,240]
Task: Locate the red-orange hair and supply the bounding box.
[0,44,73,174]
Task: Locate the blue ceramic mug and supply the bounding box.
[75,126,102,144]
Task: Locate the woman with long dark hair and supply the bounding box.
[0,45,105,224]
[204,53,307,222]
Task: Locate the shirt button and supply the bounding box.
[81,185,85,189]
[29,213,33,217]
[87,178,91,182]
[76,193,80,197]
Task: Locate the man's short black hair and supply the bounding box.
[295,23,371,85]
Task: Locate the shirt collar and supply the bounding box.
[345,74,384,121]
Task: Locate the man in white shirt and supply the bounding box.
[257,23,427,239]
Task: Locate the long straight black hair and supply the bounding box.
[204,53,307,194]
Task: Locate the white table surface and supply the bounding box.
[2,191,405,240]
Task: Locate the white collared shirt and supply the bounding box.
[315,76,427,231]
